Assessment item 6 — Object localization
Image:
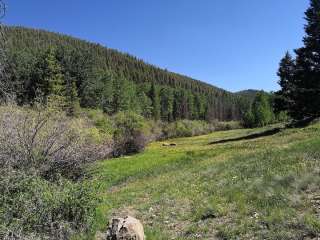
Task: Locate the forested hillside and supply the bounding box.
[236,89,260,102]
[3,26,247,121]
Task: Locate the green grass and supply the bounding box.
[89,123,320,239]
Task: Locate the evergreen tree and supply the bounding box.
[194,94,206,120]
[292,0,320,119]
[80,69,109,109]
[148,81,160,120]
[4,51,34,104]
[275,52,296,113]
[277,0,320,120]
[44,48,65,97]
[99,70,114,113]
[112,75,131,113]
[186,91,195,119]
[160,87,174,121]
[242,108,255,128]
[205,98,217,122]
[65,73,80,116]
[137,90,152,118]
[33,47,66,108]
[127,81,140,113]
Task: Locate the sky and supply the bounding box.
[3,0,310,92]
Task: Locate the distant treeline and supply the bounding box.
[3,26,249,121]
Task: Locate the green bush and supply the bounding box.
[163,120,217,139]
[112,111,149,156]
[0,170,98,239]
[84,109,114,137]
[213,121,242,131]
[276,111,289,123]
[0,105,103,239]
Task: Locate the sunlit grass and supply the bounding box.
[90,122,320,239]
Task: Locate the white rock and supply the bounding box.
[106,216,145,240]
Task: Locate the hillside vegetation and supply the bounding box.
[91,122,320,239]
[3,26,247,121]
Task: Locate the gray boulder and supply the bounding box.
[98,216,145,240]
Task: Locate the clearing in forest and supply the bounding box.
[91,123,320,239]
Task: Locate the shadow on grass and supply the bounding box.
[287,117,318,128]
[209,128,282,145]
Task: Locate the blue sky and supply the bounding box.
[4,0,309,92]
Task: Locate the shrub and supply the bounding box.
[213,121,242,131]
[0,169,98,239]
[84,109,114,137]
[0,105,112,180]
[242,110,256,128]
[112,111,149,156]
[275,111,289,123]
[145,120,164,141]
[162,120,215,139]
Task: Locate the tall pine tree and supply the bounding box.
[65,73,80,116]
[278,0,320,120]
[294,0,320,119]
[275,52,296,113]
[148,81,160,120]
[160,87,174,121]
[33,47,66,108]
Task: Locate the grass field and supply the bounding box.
[90,122,320,239]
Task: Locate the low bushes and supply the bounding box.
[163,120,213,138]
[0,105,106,239]
[0,170,98,240]
[85,110,242,155]
[0,105,112,180]
[85,110,242,154]
[162,120,241,139]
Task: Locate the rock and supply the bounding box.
[105,216,145,240]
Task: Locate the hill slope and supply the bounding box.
[4,26,246,121]
[92,122,320,239]
[236,89,261,102]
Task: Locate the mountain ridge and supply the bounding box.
[6,25,229,93]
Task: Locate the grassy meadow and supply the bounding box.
[90,122,320,239]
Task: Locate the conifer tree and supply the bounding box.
[186,91,195,119]
[44,48,65,96]
[160,87,174,121]
[65,73,80,116]
[112,75,130,113]
[137,90,152,118]
[34,47,66,108]
[148,81,160,120]
[292,0,320,119]
[277,0,320,120]
[194,94,206,120]
[275,52,296,113]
